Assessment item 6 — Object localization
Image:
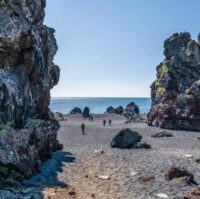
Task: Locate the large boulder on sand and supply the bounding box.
[111,129,151,149]
[148,32,200,131]
[70,107,82,114]
[111,129,141,149]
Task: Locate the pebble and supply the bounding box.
[99,175,110,180]
[185,154,193,158]
[156,193,169,198]
[130,171,139,176]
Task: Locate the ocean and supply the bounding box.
[50,97,151,114]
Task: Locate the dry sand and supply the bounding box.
[24,113,200,199]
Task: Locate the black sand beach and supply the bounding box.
[23,113,200,199]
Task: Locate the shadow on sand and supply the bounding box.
[23,150,75,198]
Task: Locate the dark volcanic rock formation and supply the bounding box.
[106,106,115,113]
[123,102,143,123]
[83,106,90,118]
[147,32,200,131]
[114,106,124,114]
[0,0,61,187]
[111,128,151,149]
[70,107,82,114]
[106,106,123,115]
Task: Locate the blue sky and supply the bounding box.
[45,0,200,97]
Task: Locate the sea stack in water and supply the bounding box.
[0,0,61,186]
[148,32,200,131]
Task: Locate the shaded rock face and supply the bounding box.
[148,32,200,131]
[0,0,61,186]
[111,128,151,149]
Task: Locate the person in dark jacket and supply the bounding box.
[81,123,86,135]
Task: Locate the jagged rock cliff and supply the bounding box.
[147,32,200,131]
[0,0,61,187]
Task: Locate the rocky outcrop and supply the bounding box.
[148,32,200,131]
[123,102,143,122]
[111,129,151,149]
[0,0,61,187]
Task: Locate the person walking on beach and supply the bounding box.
[109,119,112,126]
[103,120,106,127]
[81,123,86,135]
[89,114,94,121]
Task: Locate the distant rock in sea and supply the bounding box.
[148,32,200,131]
[106,106,123,115]
[70,107,83,114]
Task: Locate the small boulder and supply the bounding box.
[165,165,196,185]
[151,131,174,138]
[70,107,82,114]
[111,129,142,149]
[83,106,90,118]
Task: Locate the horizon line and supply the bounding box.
[51,96,151,98]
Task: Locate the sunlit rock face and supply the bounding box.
[147,32,200,131]
[0,0,61,187]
